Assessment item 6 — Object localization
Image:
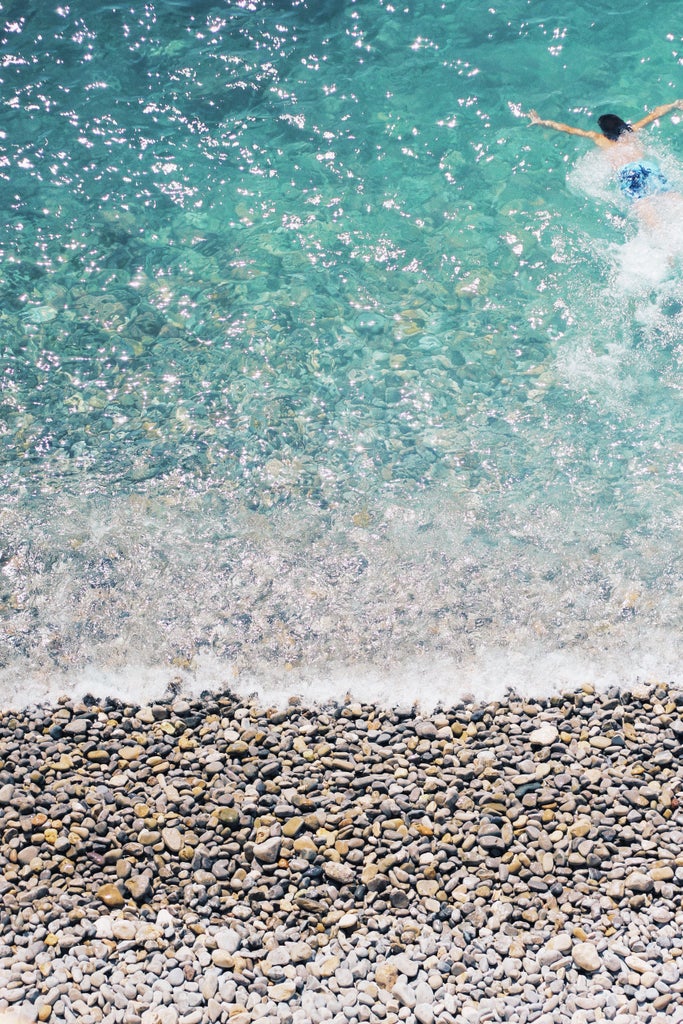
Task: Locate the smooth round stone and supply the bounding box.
[206,999,222,1022]
[316,957,339,978]
[323,862,355,885]
[537,947,565,967]
[415,982,435,1004]
[212,860,232,880]
[416,879,439,898]
[625,955,650,974]
[253,836,281,864]
[287,941,314,964]
[225,741,249,757]
[63,719,89,734]
[393,979,417,1009]
[177,1012,202,1024]
[268,980,297,1002]
[52,753,75,771]
[0,784,14,804]
[161,827,183,853]
[111,919,137,941]
[572,942,602,973]
[390,890,410,909]
[624,871,654,894]
[200,971,220,1001]
[87,748,110,762]
[212,951,235,969]
[546,934,572,953]
[293,836,317,860]
[3,988,28,1006]
[279,814,303,838]
[415,1005,434,1024]
[602,952,624,974]
[125,875,153,902]
[138,829,160,847]
[214,928,241,953]
[119,745,145,762]
[415,721,437,739]
[266,948,290,968]
[393,954,420,979]
[660,962,680,983]
[97,884,125,909]
[529,724,559,747]
[166,967,185,987]
[17,846,41,866]
[215,807,240,828]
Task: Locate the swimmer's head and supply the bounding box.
[598,114,633,141]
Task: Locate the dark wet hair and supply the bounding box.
[598,114,633,141]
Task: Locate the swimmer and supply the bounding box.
[524,101,683,232]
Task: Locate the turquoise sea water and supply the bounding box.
[1,0,682,708]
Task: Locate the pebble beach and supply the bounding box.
[1,681,683,1024]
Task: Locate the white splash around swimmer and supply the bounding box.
[569,145,683,293]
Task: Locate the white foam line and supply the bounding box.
[1,634,680,712]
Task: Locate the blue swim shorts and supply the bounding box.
[618,161,672,201]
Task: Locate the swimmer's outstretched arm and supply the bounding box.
[525,109,601,140]
[631,100,683,131]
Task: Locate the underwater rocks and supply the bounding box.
[1,682,683,1022]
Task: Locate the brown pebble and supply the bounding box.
[97,883,125,908]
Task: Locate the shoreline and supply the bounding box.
[1,682,683,1023]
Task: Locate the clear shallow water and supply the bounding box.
[1,0,682,708]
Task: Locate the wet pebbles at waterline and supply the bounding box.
[2,683,683,1024]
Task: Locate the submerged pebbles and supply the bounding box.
[1,681,683,1023]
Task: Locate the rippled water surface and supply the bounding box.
[1,0,682,707]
